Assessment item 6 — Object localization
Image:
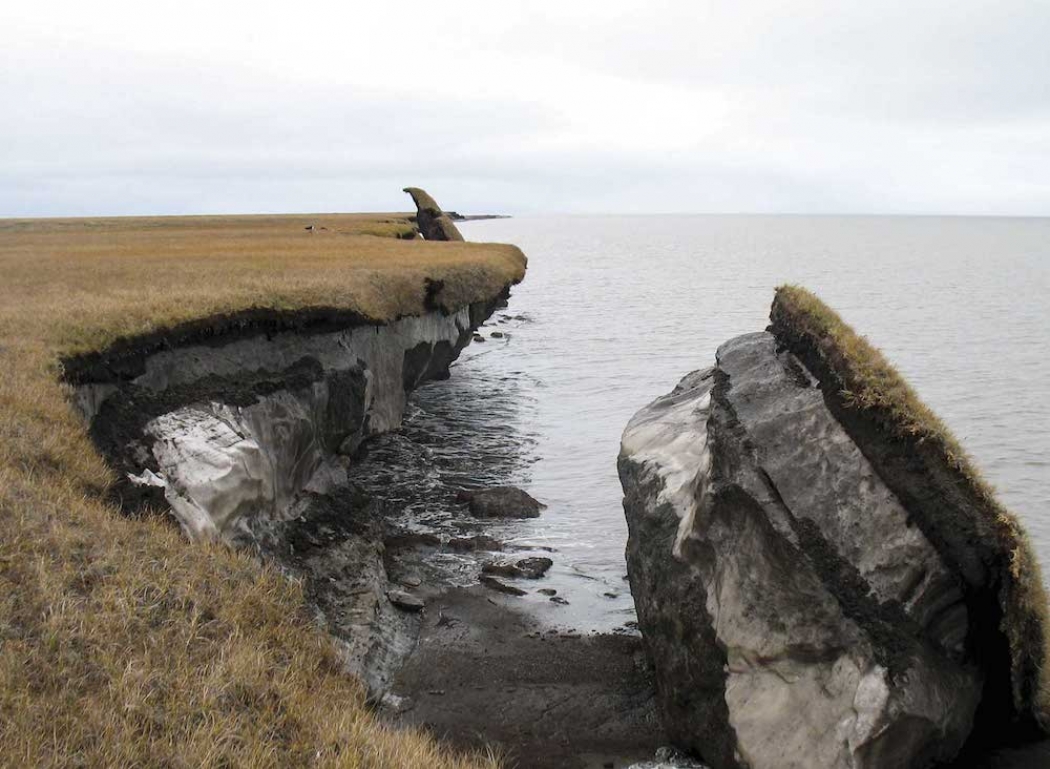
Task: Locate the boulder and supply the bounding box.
[479,575,527,596]
[387,590,425,612]
[514,556,554,579]
[467,486,544,519]
[403,187,465,242]
[482,556,553,580]
[446,534,503,552]
[384,530,441,550]
[619,301,1048,769]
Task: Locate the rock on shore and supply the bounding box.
[466,486,545,518]
[618,322,1046,769]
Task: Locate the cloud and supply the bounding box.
[2,1,1049,215]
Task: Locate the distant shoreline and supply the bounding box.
[446,212,511,222]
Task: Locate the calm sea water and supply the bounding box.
[361,215,1050,631]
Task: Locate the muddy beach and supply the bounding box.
[384,586,663,769]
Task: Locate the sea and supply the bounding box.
[352,214,1050,633]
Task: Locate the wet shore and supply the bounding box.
[385,586,664,769]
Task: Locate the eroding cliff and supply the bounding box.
[78,301,498,542]
[619,293,1048,769]
[769,285,1050,736]
[0,204,531,763]
[67,293,510,694]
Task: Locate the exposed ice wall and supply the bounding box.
[82,307,480,541]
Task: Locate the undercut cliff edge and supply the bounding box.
[48,191,525,704]
[67,291,517,693]
[619,286,1049,769]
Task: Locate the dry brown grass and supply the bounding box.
[770,284,1050,724]
[0,212,525,767]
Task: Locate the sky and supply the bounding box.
[2,1,1049,217]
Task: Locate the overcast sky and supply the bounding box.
[2,1,1049,216]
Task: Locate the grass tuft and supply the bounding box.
[0,212,524,766]
[402,188,442,216]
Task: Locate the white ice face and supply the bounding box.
[110,306,477,541]
[619,368,713,559]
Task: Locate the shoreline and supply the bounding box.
[385,585,664,769]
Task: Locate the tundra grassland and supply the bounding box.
[0,212,525,767]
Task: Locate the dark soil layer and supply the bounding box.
[387,587,665,769]
[61,305,373,384]
[61,292,509,386]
